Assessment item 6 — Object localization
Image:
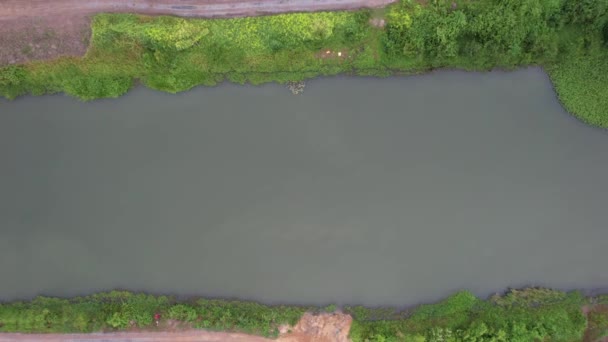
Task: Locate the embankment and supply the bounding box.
[1,1,607,127]
[0,288,606,341]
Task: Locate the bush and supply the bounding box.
[193,298,308,337]
[324,304,337,313]
[0,65,28,99]
[348,289,587,342]
[0,292,308,336]
[168,304,198,322]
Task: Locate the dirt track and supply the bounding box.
[0,0,394,65]
[0,0,395,19]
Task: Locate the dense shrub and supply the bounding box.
[384,0,565,66]
[379,0,608,126]
[348,288,587,342]
[0,65,28,99]
[0,291,307,337]
[167,304,198,322]
[193,298,308,336]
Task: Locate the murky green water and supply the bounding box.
[1,68,607,306]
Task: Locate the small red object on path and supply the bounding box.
[154,313,161,320]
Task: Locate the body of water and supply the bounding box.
[1,68,607,306]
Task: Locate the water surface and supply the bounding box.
[1,68,607,306]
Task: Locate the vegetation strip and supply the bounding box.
[0,0,607,127]
[1,288,608,341]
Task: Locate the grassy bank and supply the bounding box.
[0,288,604,341]
[347,288,590,341]
[0,0,607,127]
[0,291,310,337]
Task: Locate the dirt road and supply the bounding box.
[0,0,394,20]
[0,0,394,66]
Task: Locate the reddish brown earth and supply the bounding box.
[0,0,395,66]
[583,305,608,342]
[278,313,352,342]
[0,312,353,342]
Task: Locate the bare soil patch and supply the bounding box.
[369,17,385,27]
[0,15,91,66]
[583,305,608,342]
[278,312,352,342]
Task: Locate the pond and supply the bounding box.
[1,68,607,306]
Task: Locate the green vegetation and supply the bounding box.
[348,288,588,341]
[324,304,337,312]
[0,288,601,341]
[0,0,607,127]
[0,11,372,100]
[0,291,308,337]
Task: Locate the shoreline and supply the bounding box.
[1,3,607,128]
[0,287,607,341]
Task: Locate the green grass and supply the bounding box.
[0,0,607,128]
[547,42,608,128]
